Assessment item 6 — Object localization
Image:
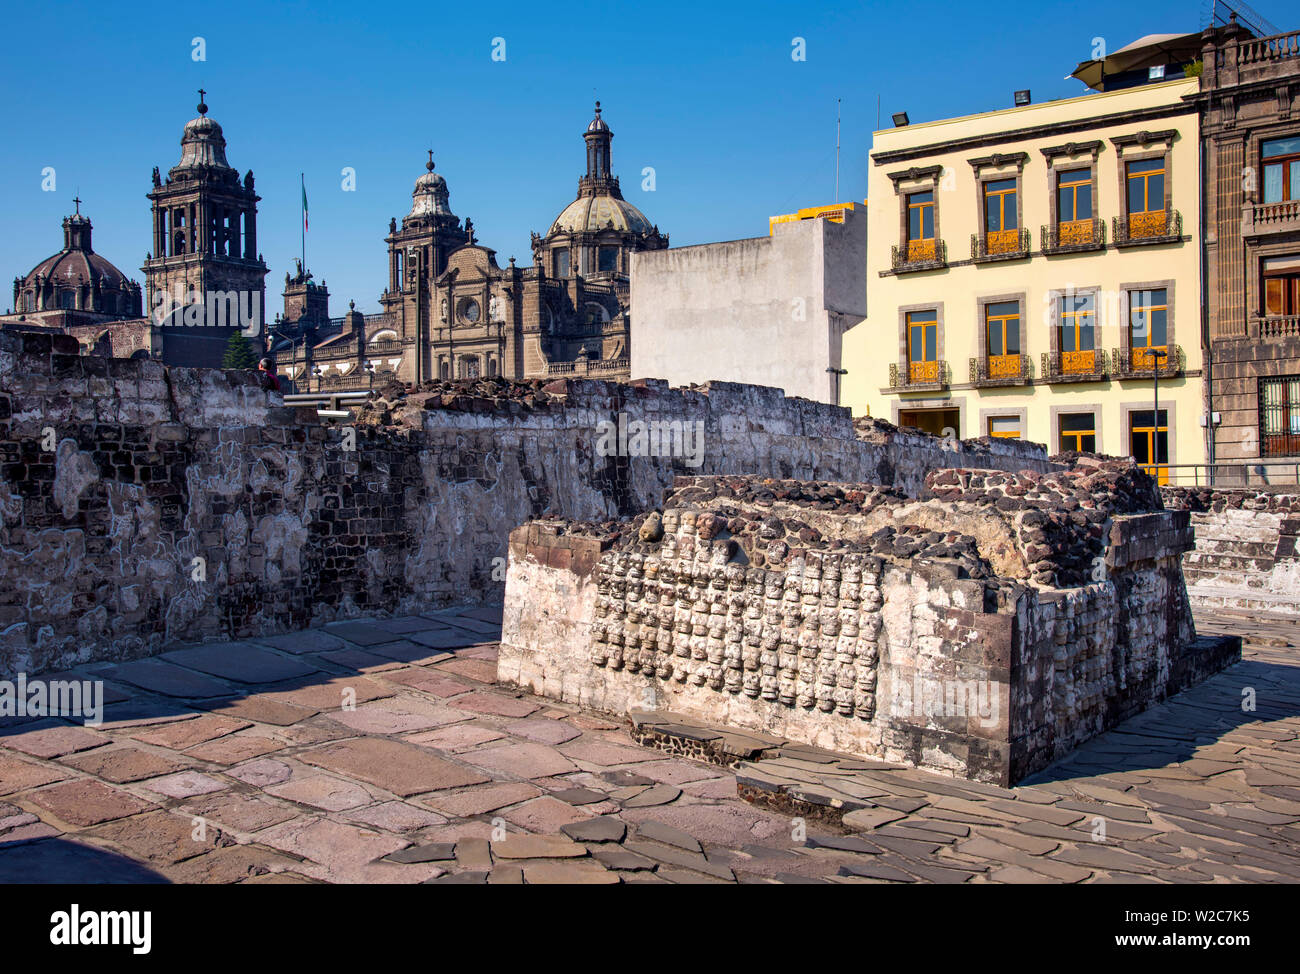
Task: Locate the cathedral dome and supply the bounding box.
[13,206,141,316]
[545,102,656,237]
[23,218,130,290]
[549,193,652,234]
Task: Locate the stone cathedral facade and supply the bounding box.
[296,102,667,390]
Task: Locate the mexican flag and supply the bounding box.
[301,177,308,232]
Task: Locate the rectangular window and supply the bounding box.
[1059,293,1096,374]
[1263,256,1300,316]
[1262,136,1300,204]
[984,178,1018,231]
[1059,412,1097,453]
[1128,288,1169,370]
[906,310,938,383]
[1056,168,1093,222]
[553,248,570,278]
[1260,375,1300,457]
[987,415,1022,439]
[985,300,1021,378]
[598,246,618,273]
[1129,408,1169,484]
[1126,157,1167,238]
[906,191,935,261]
[983,178,1019,253]
[1126,158,1166,214]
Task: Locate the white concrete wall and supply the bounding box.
[629,208,867,404]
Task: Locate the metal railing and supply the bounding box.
[971,228,1031,262]
[969,353,1031,386]
[1110,344,1185,378]
[889,359,950,390]
[1040,348,1109,383]
[283,389,372,417]
[1113,210,1183,245]
[1161,460,1300,487]
[890,239,947,273]
[1041,219,1106,253]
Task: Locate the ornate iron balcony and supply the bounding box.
[889,359,950,390]
[970,228,1030,262]
[1041,219,1105,254]
[890,239,947,273]
[1113,210,1182,246]
[969,354,1031,386]
[1110,344,1185,377]
[1039,348,1108,384]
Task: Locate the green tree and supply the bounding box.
[222,331,258,370]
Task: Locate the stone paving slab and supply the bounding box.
[160,643,320,685]
[62,743,192,780]
[1,607,1296,883]
[298,738,490,796]
[96,659,238,699]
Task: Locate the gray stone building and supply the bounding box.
[1192,19,1300,475]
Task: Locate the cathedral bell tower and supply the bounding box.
[142,91,268,368]
[379,152,470,385]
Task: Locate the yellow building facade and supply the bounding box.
[843,78,1205,480]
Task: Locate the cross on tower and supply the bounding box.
[197,89,207,115]
[426,149,434,172]
[72,195,81,215]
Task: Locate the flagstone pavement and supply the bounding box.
[1,605,1298,884]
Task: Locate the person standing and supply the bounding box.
[258,358,282,392]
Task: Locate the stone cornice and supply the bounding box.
[872,103,1194,166]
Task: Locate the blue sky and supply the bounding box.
[0,0,1264,314]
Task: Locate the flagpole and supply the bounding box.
[300,173,306,275]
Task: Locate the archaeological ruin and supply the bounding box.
[0,329,1242,788]
[498,468,1240,786]
[0,329,1044,680]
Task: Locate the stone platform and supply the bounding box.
[499,470,1241,786]
[0,605,1295,883]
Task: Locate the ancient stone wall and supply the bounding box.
[0,333,1050,678]
[499,474,1239,785]
[1161,486,1300,617]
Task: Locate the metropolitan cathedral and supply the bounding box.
[289,100,668,390]
[3,95,667,385]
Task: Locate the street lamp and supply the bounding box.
[311,364,322,393]
[365,359,376,391]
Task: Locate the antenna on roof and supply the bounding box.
[835,98,841,203]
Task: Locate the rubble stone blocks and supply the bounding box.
[498,467,1241,786]
[1162,486,1300,617]
[0,334,1051,680]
